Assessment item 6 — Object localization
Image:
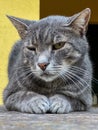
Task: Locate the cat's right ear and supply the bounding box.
[6,15,34,39]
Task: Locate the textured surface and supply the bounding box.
[0,106,98,130]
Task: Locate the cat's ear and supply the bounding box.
[70,8,91,35]
[6,15,35,39]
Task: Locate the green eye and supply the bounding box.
[52,42,65,50]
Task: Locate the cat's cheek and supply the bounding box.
[22,49,36,65]
[62,61,70,72]
[63,48,81,63]
[23,47,36,57]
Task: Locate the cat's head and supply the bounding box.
[7,8,91,82]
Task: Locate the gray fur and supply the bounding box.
[3,8,92,113]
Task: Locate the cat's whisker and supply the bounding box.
[69,70,95,94]
[20,72,34,87]
[57,72,83,97]
[71,67,86,73]
[70,66,98,86]
[70,67,89,75]
[66,70,95,95]
[11,69,32,84]
[10,68,31,81]
[57,71,75,88]
[67,73,88,95]
[68,70,90,86]
[10,66,31,78]
[60,73,76,89]
[93,78,98,83]
[69,66,94,82]
[61,72,85,95]
[51,66,62,69]
[71,67,98,84]
[71,66,94,79]
[71,66,86,70]
[10,66,39,80]
[68,71,89,87]
[50,69,62,72]
[12,65,30,71]
[57,68,92,97]
[14,69,39,87]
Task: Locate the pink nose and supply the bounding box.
[38,62,49,71]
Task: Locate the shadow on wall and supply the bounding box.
[87,25,98,95]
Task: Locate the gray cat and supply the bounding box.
[3,8,92,114]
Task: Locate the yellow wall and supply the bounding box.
[0,0,39,104]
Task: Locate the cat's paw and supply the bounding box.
[49,94,72,114]
[30,95,50,113]
[21,95,50,113]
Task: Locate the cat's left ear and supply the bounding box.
[6,15,35,39]
[70,8,91,35]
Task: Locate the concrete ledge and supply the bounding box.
[0,106,98,130]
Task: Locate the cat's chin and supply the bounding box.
[39,74,58,82]
[34,71,58,82]
[40,76,57,82]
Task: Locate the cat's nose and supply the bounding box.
[38,62,49,71]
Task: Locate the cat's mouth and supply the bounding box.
[40,71,54,77]
[39,71,58,81]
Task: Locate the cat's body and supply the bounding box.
[3,8,92,113]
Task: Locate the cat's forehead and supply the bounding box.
[30,16,69,44]
[32,16,70,28]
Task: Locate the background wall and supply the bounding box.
[40,0,98,24]
[0,0,39,104]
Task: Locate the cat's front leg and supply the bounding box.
[4,90,50,114]
[49,94,72,114]
[49,93,91,113]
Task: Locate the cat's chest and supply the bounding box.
[28,81,59,96]
[23,77,67,96]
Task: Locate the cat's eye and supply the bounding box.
[26,46,36,51]
[52,42,65,50]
